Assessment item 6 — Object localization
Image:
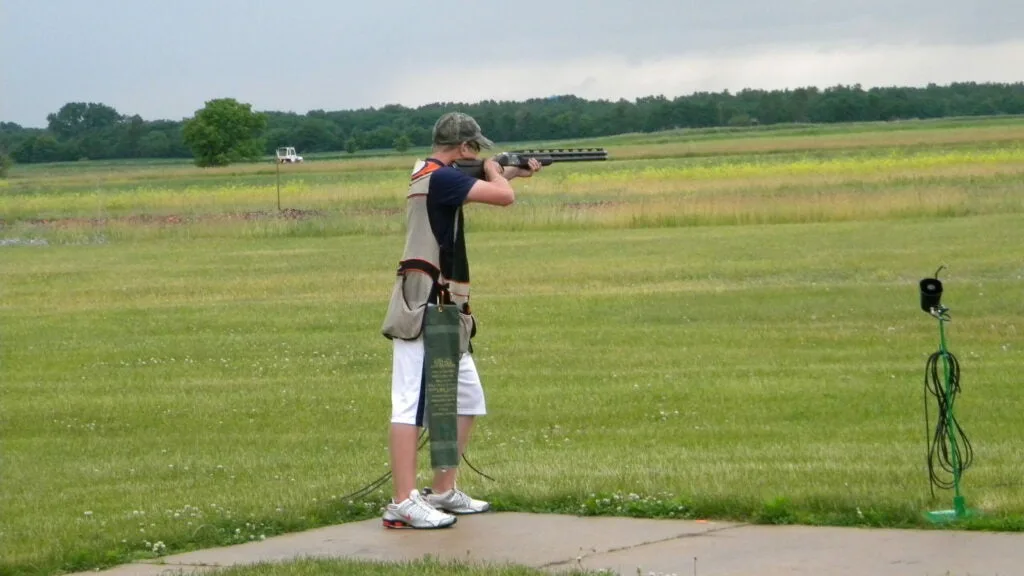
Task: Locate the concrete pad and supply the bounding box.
[572,523,1024,576]
[151,513,739,569]
[62,514,1024,576]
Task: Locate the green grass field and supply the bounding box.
[2,117,1024,576]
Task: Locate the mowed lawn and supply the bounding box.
[3,211,1024,575]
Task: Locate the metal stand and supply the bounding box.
[922,304,976,524]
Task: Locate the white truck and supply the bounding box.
[275,146,304,163]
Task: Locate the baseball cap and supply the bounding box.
[432,112,494,149]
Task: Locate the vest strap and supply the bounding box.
[397,258,453,306]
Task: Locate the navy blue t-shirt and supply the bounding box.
[425,160,477,284]
[427,164,476,207]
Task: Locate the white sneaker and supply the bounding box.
[423,487,491,515]
[382,489,457,529]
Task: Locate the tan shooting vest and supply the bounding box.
[380,159,476,353]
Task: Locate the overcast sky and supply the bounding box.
[2,0,1022,127]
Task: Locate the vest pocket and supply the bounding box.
[458,308,476,354]
[381,271,434,340]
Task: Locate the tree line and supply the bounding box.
[2,82,1023,167]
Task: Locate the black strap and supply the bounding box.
[397,258,439,281]
[442,206,462,282]
[397,258,452,305]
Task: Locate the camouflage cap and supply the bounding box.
[432,112,494,149]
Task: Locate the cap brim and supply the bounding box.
[474,134,494,149]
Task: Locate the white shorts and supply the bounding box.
[391,337,486,426]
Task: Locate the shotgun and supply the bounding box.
[453,148,608,180]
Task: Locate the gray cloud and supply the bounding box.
[2,0,1021,126]
[375,0,1023,57]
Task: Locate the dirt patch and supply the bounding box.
[348,207,403,217]
[562,200,623,210]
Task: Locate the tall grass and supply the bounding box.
[3,143,1023,237]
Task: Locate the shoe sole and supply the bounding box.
[435,505,490,515]
[382,517,457,529]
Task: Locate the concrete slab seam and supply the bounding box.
[538,523,751,570]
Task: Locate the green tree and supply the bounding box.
[293,118,338,152]
[46,102,122,139]
[12,134,66,163]
[0,152,12,178]
[392,133,411,152]
[182,98,267,167]
[5,83,1024,164]
[138,131,171,158]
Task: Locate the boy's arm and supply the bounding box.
[466,159,515,206]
